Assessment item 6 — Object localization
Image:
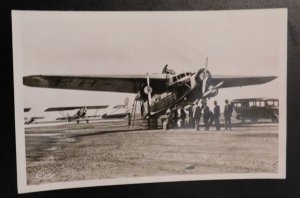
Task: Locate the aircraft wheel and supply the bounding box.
[86,120,89,123]
[77,120,79,124]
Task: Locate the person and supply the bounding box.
[127,113,131,128]
[192,101,201,131]
[184,105,194,128]
[224,99,233,130]
[163,108,172,130]
[171,105,178,129]
[203,103,213,131]
[213,101,221,130]
[162,64,176,75]
[183,106,190,128]
[162,64,169,74]
[180,107,186,128]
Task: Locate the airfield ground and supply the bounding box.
[25,120,278,185]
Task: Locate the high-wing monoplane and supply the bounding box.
[24,64,276,122]
[44,105,108,123]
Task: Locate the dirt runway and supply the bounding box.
[25,121,278,185]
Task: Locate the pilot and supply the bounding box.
[162,64,176,75]
[162,64,170,74]
[213,101,221,131]
[224,99,233,130]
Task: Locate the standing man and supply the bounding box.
[213,101,221,131]
[203,103,212,131]
[224,99,233,130]
[192,101,201,131]
[163,108,172,130]
[179,107,186,128]
[186,105,194,128]
[172,105,178,129]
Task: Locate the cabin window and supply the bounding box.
[256,101,261,107]
[249,101,255,107]
[274,101,279,106]
[177,73,185,79]
[261,102,265,107]
[172,76,177,83]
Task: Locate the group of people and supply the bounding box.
[163,99,234,131]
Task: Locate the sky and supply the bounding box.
[12,10,286,120]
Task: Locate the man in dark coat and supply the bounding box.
[203,104,213,131]
[213,101,221,131]
[192,101,201,131]
[172,105,178,129]
[180,107,186,128]
[224,99,233,130]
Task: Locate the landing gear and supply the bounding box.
[76,120,79,124]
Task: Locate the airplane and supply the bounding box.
[44,105,108,124]
[24,116,45,125]
[24,108,44,124]
[23,62,277,125]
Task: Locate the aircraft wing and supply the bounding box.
[113,105,126,109]
[211,75,277,88]
[56,115,101,120]
[45,105,109,112]
[23,74,168,94]
[32,117,45,119]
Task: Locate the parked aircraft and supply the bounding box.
[24,108,44,124]
[24,116,45,125]
[44,105,108,123]
[24,63,276,120]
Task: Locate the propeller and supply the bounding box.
[144,72,153,106]
[203,81,224,97]
[201,57,209,95]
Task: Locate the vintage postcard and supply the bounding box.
[12,9,287,193]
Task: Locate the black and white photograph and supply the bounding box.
[12,9,287,193]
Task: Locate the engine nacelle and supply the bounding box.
[144,86,152,94]
[205,85,218,98]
